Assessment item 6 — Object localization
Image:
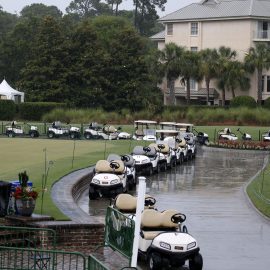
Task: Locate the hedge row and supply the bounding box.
[17,102,67,121]
[0,100,16,120]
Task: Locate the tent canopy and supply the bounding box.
[0,79,24,103]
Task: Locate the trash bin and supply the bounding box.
[0,181,12,217]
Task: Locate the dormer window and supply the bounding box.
[167,23,173,35]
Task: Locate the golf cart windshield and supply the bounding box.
[144,129,156,136]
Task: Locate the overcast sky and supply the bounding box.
[0,0,199,17]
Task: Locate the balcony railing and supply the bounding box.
[254,30,270,40]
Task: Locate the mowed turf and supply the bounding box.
[0,137,141,220]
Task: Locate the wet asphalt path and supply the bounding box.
[78,147,270,270]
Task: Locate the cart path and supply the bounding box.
[78,147,270,270]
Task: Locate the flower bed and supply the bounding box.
[209,140,270,150]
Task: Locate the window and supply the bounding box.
[167,24,173,35]
[262,75,265,92]
[190,47,198,52]
[190,79,197,90]
[191,22,198,35]
[267,76,270,92]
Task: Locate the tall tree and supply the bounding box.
[66,0,111,18]
[20,4,63,19]
[216,46,236,106]
[200,48,219,104]
[245,43,270,105]
[159,43,184,105]
[180,50,202,105]
[19,16,69,102]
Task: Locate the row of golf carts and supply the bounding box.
[89,122,199,200]
[110,193,203,270]
[4,121,131,140]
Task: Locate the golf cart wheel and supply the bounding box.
[156,163,161,173]
[148,252,162,270]
[7,132,15,138]
[147,166,153,176]
[189,253,203,270]
[29,132,35,138]
[180,154,184,165]
[161,162,167,172]
[89,187,98,200]
[48,132,54,139]
[84,133,92,140]
[70,132,76,139]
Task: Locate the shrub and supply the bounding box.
[0,100,16,120]
[18,102,67,121]
[230,96,257,108]
[264,97,270,109]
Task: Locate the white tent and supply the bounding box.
[0,79,24,103]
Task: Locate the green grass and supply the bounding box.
[247,166,270,218]
[0,138,142,220]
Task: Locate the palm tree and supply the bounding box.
[199,48,219,104]
[225,61,250,98]
[216,46,236,106]
[159,43,184,105]
[180,50,202,105]
[244,43,270,105]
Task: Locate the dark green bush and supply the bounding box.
[0,100,16,120]
[18,102,67,121]
[230,96,257,108]
[264,97,270,109]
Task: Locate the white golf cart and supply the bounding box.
[218,128,238,141]
[114,194,203,270]
[84,123,118,140]
[47,121,80,139]
[107,154,136,190]
[193,128,209,145]
[139,209,203,270]
[132,146,155,176]
[155,129,185,165]
[262,130,270,141]
[89,159,128,199]
[237,128,252,141]
[133,120,157,141]
[159,122,176,130]
[5,121,39,138]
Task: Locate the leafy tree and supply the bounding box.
[20,4,63,19]
[159,43,184,105]
[180,50,202,105]
[66,0,111,18]
[0,9,18,42]
[216,46,236,106]
[245,43,270,105]
[19,16,69,102]
[133,0,167,36]
[199,48,219,104]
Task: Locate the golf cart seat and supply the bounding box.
[135,130,144,136]
[115,194,137,213]
[104,125,117,133]
[123,155,135,167]
[157,143,170,154]
[111,160,125,174]
[95,160,112,173]
[141,209,178,240]
[179,139,187,147]
[115,194,156,213]
[144,146,157,157]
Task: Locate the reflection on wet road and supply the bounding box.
[78,147,270,270]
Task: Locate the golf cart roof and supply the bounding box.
[134,120,157,124]
[159,122,176,125]
[156,129,179,134]
[174,123,194,127]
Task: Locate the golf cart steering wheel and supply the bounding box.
[143,146,151,153]
[144,196,156,207]
[171,213,186,224]
[121,155,130,162]
[110,161,120,170]
[158,144,165,150]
